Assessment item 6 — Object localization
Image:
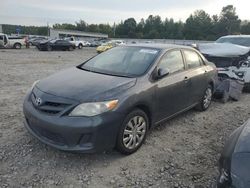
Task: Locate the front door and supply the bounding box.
[155,50,191,122]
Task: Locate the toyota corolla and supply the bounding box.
[23,44,217,154]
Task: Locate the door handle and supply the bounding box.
[204,70,208,74]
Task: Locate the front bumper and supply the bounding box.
[23,91,124,153]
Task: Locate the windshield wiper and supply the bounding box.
[77,66,133,78]
[77,66,93,72]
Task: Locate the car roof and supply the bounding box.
[125,43,195,50]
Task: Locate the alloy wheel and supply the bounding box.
[122,116,146,150]
[203,87,212,109]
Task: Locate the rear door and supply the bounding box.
[155,50,192,121]
[182,49,208,105]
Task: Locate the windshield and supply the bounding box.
[50,39,57,43]
[216,37,250,47]
[80,46,160,77]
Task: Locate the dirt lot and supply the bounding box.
[0,48,250,188]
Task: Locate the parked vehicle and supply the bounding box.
[65,37,90,49]
[90,39,110,47]
[89,40,101,47]
[196,43,250,91]
[36,39,75,51]
[217,119,250,188]
[28,37,48,46]
[23,44,217,154]
[0,33,25,49]
[216,35,250,47]
[96,40,125,53]
[112,40,125,45]
[96,41,115,53]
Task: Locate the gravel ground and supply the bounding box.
[0,48,250,188]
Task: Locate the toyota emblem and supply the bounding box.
[34,97,42,106]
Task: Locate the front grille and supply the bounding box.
[31,92,71,115]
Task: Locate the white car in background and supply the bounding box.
[111,40,125,45]
[65,36,90,49]
[196,42,250,91]
[0,33,26,49]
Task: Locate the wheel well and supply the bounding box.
[14,42,21,46]
[208,81,214,92]
[134,104,152,129]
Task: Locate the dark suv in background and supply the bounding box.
[23,44,217,154]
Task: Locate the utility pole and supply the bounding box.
[113,23,116,37]
[47,22,50,37]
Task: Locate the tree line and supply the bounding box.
[2,5,250,40]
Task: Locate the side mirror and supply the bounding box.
[152,67,170,80]
[157,68,170,79]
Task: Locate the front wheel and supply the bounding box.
[47,45,52,51]
[116,109,149,155]
[68,46,74,51]
[196,85,213,111]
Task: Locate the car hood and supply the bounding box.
[39,40,50,44]
[36,67,136,102]
[197,43,250,57]
[234,119,250,153]
[231,152,250,188]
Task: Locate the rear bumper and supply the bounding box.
[23,93,124,153]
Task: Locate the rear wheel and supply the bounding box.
[69,46,74,51]
[14,43,21,49]
[116,109,149,154]
[78,44,83,49]
[196,85,213,111]
[243,83,250,93]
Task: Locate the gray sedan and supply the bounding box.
[23,44,217,154]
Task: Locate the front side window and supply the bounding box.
[158,50,184,74]
[81,47,160,77]
[183,50,202,69]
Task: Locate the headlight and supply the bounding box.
[69,100,118,117]
[26,80,39,94]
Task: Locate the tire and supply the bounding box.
[47,45,52,51]
[78,44,83,49]
[195,85,213,111]
[243,83,250,93]
[14,43,21,49]
[69,46,74,51]
[116,109,149,155]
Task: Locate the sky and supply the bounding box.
[0,0,249,26]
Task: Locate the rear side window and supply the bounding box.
[158,50,184,74]
[183,50,203,69]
